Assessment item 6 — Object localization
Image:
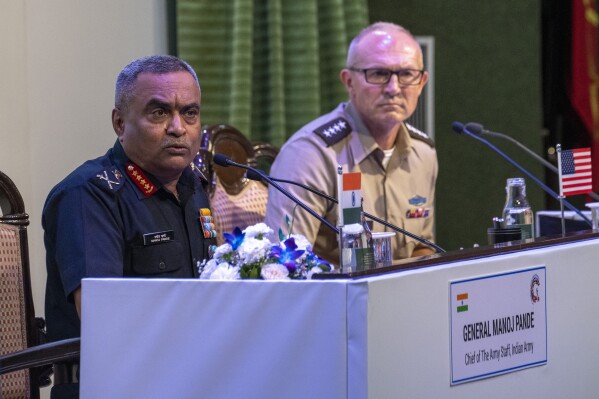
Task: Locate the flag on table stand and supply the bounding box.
[337,170,362,225]
[557,147,593,196]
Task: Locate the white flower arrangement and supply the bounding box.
[198,223,333,280]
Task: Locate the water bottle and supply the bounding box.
[339,223,364,272]
[339,211,374,273]
[501,177,534,239]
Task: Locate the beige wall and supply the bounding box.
[0,2,168,394]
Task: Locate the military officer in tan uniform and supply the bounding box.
[264,22,438,264]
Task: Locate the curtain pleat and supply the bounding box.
[177,0,368,146]
[228,0,254,130]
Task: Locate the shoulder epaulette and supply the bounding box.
[406,123,435,148]
[91,167,125,193]
[313,117,352,147]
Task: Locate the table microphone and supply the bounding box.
[245,169,445,253]
[213,154,339,234]
[451,121,592,226]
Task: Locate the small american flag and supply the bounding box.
[558,147,593,196]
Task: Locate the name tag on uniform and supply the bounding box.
[143,230,175,245]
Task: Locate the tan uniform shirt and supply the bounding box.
[264,102,438,264]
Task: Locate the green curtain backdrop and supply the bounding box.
[177,0,368,146]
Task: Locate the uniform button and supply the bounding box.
[159,261,166,270]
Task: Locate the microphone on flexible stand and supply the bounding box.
[213,154,339,234]
[464,122,599,202]
[245,169,446,253]
[451,121,592,226]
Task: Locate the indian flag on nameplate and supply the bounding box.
[337,170,362,225]
[456,293,468,312]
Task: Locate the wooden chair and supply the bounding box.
[0,171,80,399]
[192,124,279,244]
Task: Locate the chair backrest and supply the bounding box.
[192,124,279,244]
[0,171,39,399]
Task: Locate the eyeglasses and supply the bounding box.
[348,67,425,86]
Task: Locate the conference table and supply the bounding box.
[80,230,599,398]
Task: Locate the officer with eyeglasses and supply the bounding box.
[265,21,438,264]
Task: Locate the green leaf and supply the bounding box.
[249,266,261,279]
[239,263,262,279]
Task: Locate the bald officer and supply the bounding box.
[264,22,438,264]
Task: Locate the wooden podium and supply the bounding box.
[80,232,599,398]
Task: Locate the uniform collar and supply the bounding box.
[395,124,414,158]
[110,140,197,199]
[344,102,413,165]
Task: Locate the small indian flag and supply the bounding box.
[457,293,468,312]
[337,171,362,225]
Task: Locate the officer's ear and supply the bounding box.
[340,68,354,95]
[112,108,125,138]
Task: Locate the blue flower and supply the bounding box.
[271,237,305,272]
[308,252,331,267]
[299,250,331,273]
[223,227,245,250]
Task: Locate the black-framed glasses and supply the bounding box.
[348,67,425,85]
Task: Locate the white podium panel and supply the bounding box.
[81,236,599,399]
[81,280,349,399]
[348,237,599,399]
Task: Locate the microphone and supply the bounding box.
[213,154,339,234]
[464,122,599,202]
[245,169,446,253]
[451,121,592,226]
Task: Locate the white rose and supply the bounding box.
[199,259,219,280]
[213,243,233,260]
[238,237,271,264]
[209,263,240,280]
[261,263,290,280]
[243,223,273,239]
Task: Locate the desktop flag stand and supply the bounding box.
[556,145,593,235]
[337,167,363,225]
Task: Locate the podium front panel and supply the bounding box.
[81,279,349,399]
